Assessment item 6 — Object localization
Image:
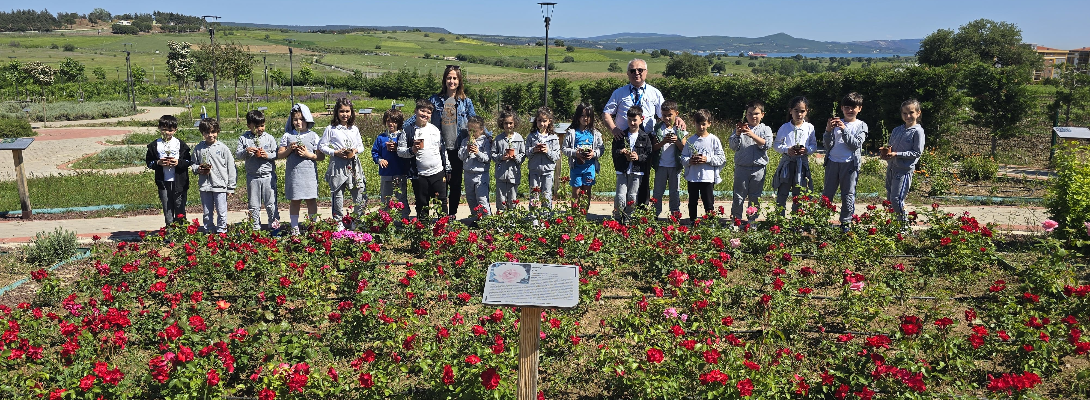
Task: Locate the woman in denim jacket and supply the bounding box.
[403,65,478,217]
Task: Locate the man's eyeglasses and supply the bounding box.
[628,68,646,74]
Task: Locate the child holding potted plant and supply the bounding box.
[882,99,925,226]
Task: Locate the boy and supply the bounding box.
[192,118,237,233]
[822,92,868,231]
[372,108,410,221]
[612,107,654,221]
[236,110,280,230]
[650,101,686,218]
[398,99,451,220]
[458,116,492,220]
[729,100,774,226]
[145,115,192,227]
[883,99,925,226]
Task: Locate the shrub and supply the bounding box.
[49,43,59,49]
[24,227,77,267]
[1046,142,1090,241]
[63,43,75,51]
[860,156,884,177]
[920,149,953,196]
[958,154,998,181]
[0,117,35,139]
[0,101,138,122]
[562,55,574,63]
[79,146,146,168]
[111,24,139,35]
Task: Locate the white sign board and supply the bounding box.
[482,262,580,308]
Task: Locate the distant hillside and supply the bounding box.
[220,22,450,34]
[465,32,919,54]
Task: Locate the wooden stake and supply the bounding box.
[517,306,541,400]
[12,149,31,219]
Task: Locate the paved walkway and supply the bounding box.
[0,201,1050,247]
[29,106,187,128]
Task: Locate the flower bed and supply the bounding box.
[2,197,1088,399]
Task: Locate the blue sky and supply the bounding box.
[33,0,1089,49]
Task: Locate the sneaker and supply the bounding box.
[291,226,301,236]
[336,222,345,231]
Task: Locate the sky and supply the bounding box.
[31,0,1090,49]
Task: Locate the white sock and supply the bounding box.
[290,214,299,228]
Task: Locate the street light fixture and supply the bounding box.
[260,50,269,101]
[202,15,221,121]
[538,2,556,108]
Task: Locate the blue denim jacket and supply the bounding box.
[403,94,477,150]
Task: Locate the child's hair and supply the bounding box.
[626,106,644,118]
[467,115,485,130]
[900,98,922,113]
[198,118,220,134]
[497,105,519,128]
[570,102,596,131]
[746,100,767,114]
[246,110,265,127]
[661,100,678,113]
[332,98,356,127]
[437,65,467,100]
[533,106,555,135]
[787,96,811,116]
[382,108,404,129]
[158,115,178,131]
[841,92,864,108]
[415,98,434,113]
[691,109,712,125]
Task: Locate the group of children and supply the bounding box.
[148,92,926,233]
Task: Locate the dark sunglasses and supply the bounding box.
[628,68,646,74]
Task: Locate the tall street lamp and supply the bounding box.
[124,50,135,111]
[202,15,221,121]
[538,3,556,108]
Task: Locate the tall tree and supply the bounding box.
[961,62,1034,156]
[166,41,195,104]
[917,19,1041,69]
[664,52,710,79]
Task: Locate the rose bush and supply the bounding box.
[0,199,1087,399]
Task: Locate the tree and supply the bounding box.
[166,41,194,102]
[607,62,623,73]
[554,39,564,47]
[111,24,138,35]
[711,61,727,74]
[565,45,574,52]
[130,65,146,84]
[917,19,1041,69]
[57,58,84,83]
[562,56,575,63]
[92,67,106,80]
[88,8,110,24]
[738,52,745,57]
[615,46,623,52]
[535,41,544,47]
[663,52,710,79]
[961,62,1034,156]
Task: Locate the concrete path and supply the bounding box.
[0,200,1050,247]
[29,106,187,128]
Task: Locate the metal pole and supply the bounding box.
[289,47,295,105]
[263,55,268,101]
[210,28,220,121]
[126,51,135,111]
[543,16,550,107]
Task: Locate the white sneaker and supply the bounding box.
[336,222,345,231]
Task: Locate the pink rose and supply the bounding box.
[745,206,758,215]
[1084,221,1090,237]
[850,281,865,292]
[730,238,741,248]
[494,265,528,284]
[1041,219,1059,232]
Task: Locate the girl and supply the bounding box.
[882,99,925,225]
[319,98,366,231]
[491,106,525,213]
[458,116,492,221]
[772,96,818,216]
[278,103,323,235]
[680,109,725,223]
[563,103,604,210]
[525,106,561,210]
[403,64,478,216]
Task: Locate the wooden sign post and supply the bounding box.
[0,138,34,219]
[482,262,580,400]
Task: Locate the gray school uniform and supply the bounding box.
[772,122,818,216]
[236,131,280,228]
[491,132,525,211]
[524,130,561,209]
[193,141,236,233]
[886,124,925,223]
[280,131,321,200]
[652,125,687,217]
[319,125,367,224]
[729,123,773,222]
[821,120,868,225]
[459,133,493,218]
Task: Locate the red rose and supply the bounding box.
[465,354,481,365]
[207,369,220,386]
[79,374,96,391]
[480,367,501,390]
[441,364,455,386]
[258,388,276,400]
[646,348,665,364]
[703,349,720,364]
[737,378,754,397]
[358,372,374,388]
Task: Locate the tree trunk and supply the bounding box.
[234,80,239,122]
[990,135,998,158]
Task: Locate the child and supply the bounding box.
[145,115,192,227]
[564,103,604,209]
[372,108,410,221]
[650,100,687,219]
[278,103,323,235]
[525,106,561,209]
[491,106,525,213]
[729,100,774,226]
[681,109,726,223]
[236,110,280,231]
[191,118,236,233]
[882,99,925,225]
[612,107,654,221]
[319,98,366,231]
[458,116,492,220]
[772,96,818,216]
[398,99,450,220]
[822,92,868,231]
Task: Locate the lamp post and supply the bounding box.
[260,50,269,101]
[202,15,221,121]
[124,50,135,111]
[538,2,556,108]
[289,47,295,105]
